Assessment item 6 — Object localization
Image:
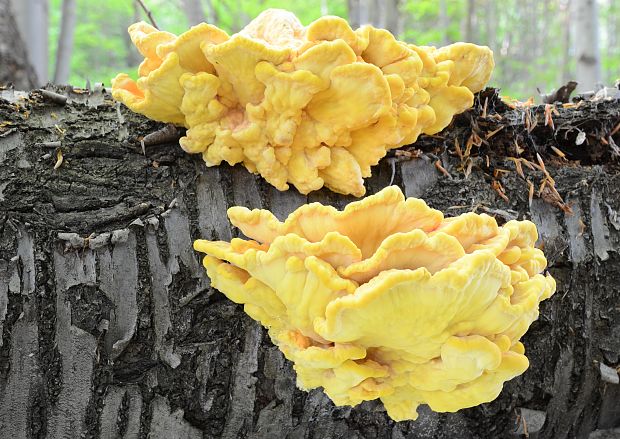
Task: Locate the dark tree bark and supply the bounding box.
[0,86,619,439]
[0,0,38,89]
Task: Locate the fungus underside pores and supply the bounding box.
[112,8,494,197]
[193,186,556,421]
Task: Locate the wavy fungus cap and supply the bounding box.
[112,9,494,197]
[193,186,556,421]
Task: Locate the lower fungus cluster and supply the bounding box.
[193,186,556,421]
[112,9,494,197]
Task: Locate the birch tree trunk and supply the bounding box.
[0,0,38,89]
[52,0,77,84]
[0,87,619,438]
[572,0,602,92]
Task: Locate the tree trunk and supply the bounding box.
[10,0,49,85]
[604,0,617,84]
[347,0,360,29]
[0,87,619,439]
[181,0,207,27]
[572,0,602,92]
[358,0,370,26]
[438,0,450,45]
[204,0,218,26]
[0,0,38,89]
[464,0,477,43]
[53,0,77,84]
[124,2,143,67]
[561,0,573,84]
[368,0,382,28]
[320,0,329,16]
[383,0,400,37]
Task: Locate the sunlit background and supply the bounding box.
[7,0,620,99]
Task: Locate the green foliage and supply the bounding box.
[48,0,619,99]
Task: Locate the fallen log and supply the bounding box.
[0,85,619,438]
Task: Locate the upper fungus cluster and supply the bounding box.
[112,9,494,196]
[194,186,556,421]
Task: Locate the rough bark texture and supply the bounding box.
[0,85,619,439]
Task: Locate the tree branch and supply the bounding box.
[135,0,159,29]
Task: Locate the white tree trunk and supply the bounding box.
[572,0,602,91]
[53,0,76,84]
[320,0,329,16]
[10,0,48,85]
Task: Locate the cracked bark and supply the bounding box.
[0,86,619,439]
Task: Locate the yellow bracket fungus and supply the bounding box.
[194,186,556,421]
[113,9,494,197]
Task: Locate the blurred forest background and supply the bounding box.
[2,0,619,100]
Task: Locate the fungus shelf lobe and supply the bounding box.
[194,186,556,421]
[113,9,494,197]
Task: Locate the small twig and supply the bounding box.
[491,180,509,203]
[434,160,451,178]
[610,119,620,137]
[141,124,181,153]
[394,149,422,160]
[35,141,61,148]
[481,96,489,118]
[388,158,397,185]
[522,414,529,438]
[136,0,159,29]
[39,89,67,105]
